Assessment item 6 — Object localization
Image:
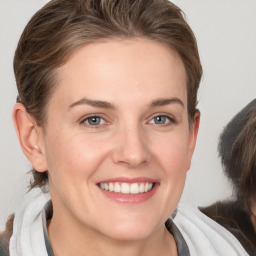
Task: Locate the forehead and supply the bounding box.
[52,38,187,109]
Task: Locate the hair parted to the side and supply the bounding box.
[219,99,256,213]
[14,0,202,190]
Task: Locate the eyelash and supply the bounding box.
[80,115,108,128]
[79,114,176,129]
[148,114,176,126]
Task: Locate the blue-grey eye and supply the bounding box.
[150,115,171,125]
[154,116,167,124]
[86,116,103,126]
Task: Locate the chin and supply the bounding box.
[99,215,162,241]
[107,227,155,242]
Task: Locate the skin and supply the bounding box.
[13,38,200,256]
[251,201,256,233]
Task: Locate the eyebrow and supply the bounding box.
[151,98,184,108]
[68,97,184,110]
[68,98,116,110]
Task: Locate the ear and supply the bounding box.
[187,111,200,170]
[13,103,48,172]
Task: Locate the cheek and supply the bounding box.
[44,132,108,185]
[152,136,189,220]
[152,131,190,174]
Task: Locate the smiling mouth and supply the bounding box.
[98,182,154,194]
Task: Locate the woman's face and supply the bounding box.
[37,38,199,241]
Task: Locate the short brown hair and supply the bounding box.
[14,0,202,189]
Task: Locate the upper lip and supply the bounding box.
[97,177,159,184]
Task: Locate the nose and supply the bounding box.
[112,125,150,168]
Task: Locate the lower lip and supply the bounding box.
[98,184,159,204]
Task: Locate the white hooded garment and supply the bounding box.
[9,188,249,256]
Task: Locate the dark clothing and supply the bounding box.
[0,214,14,256]
[0,238,9,256]
[200,200,256,256]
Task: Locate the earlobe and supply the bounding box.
[187,111,200,170]
[12,103,48,172]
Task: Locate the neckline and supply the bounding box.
[42,200,190,256]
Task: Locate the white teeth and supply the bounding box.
[121,183,130,194]
[130,183,139,194]
[99,182,154,194]
[139,183,145,193]
[109,183,114,192]
[114,183,121,193]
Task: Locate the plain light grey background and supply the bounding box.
[0,0,255,230]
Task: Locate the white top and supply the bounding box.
[173,203,249,256]
[9,188,249,255]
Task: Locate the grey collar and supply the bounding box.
[42,200,54,256]
[42,201,190,256]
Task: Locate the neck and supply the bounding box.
[48,212,177,256]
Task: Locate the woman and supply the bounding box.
[201,99,256,256]
[0,0,249,255]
